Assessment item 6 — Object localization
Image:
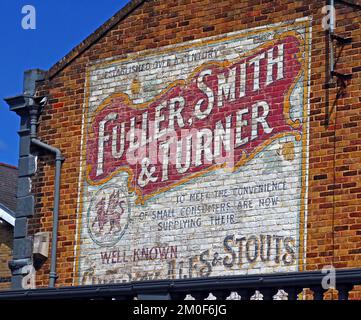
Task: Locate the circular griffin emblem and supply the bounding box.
[87,184,130,247]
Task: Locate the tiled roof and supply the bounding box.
[0,163,18,214]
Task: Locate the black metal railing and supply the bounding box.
[0,269,360,300]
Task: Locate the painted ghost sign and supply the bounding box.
[76,18,311,285]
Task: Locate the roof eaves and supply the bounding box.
[0,203,15,226]
[47,0,147,80]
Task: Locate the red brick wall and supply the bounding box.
[31,0,361,298]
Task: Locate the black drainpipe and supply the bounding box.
[29,105,64,288]
[5,69,64,288]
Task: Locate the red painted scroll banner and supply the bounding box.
[86,34,303,203]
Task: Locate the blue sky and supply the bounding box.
[0,0,129,166]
